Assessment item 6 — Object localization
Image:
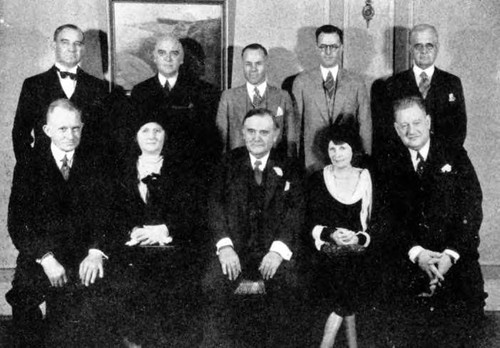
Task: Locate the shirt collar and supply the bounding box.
[249,151,270,170]
[246,81,267,98]
[55,62,78,74]
[158,72,178,89]
[320,65,339,81]
[413,64,435,82]
[409,138,430,162]
[51,143,75,167]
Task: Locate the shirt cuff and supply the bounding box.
[408,245,424,263]
[270,241,292,261]
[216,237,233,255]
[312,225,327,251]
[89,249,109,260]
[36,252,55,265]
[444,249,460,263]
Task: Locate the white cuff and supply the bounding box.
[312,225,327,251]
[270,241,292,261]
[89,248,108,260]
[444,249,460,263]
[216,237,233,255]
[408,245,424,263]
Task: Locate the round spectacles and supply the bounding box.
[318,44,341,52]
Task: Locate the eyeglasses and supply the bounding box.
[318,44,341,52]
[413,43,436,52]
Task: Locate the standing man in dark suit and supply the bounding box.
[130,34,221,172]
[216,43,296,157]
[384,24,467,150]
[203,108,303,347]
[12,24,109,164]
[377,96,486,347]
[7,99,108,347]
[292,24,372,173]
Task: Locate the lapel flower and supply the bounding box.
[441,164,452,173]
[276,106,284,117]
[448,93,456,102]
[284,181,291,191]
[273,166,283,176]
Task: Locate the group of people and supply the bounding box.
[6,21,486,348]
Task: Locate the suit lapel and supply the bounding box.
[332,69,349,121]
[263,157,280,210]
[310,68,330,122]
[47,66,68,100]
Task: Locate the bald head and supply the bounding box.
[153,35,184,78]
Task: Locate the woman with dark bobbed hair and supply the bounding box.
[305,118,372,347]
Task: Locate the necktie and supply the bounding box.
[60,155,70,181]
[324,71,335,99]
[252,87,263,108]
[163,80,171,97]
[416,152,425,177]
[57,68,77,80]
[419,72,430,99]
[254,160,263,185]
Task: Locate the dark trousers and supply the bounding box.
[201,255,299,348]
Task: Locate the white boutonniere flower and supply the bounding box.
[284,181,290,191]
[441,164,452,173]
[449,93,456,102]
[273,166,283,176]
[276,106,284,117]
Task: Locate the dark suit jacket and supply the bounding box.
[130,72,221,171]
[107,157,198,273]
[386,67,467,148]
[12,66,109,163]
[7,146,107,308]
[208,147,303,264]
[292,67,372,172]
[376,140,486,309]
[216,84,296,156]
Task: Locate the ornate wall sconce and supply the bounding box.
[362,0,375,28]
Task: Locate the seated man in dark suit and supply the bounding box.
[203,108,303,347]
[7,99,108,347]
[376,96,487,347]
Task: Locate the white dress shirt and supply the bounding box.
[413,64,435,86]
[320,65,339,82]
[158,72,178,90]
[246,81,267,100]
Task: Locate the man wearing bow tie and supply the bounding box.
[7,99,109,347]
[376,96,486,347]
[203,108,303,347]
[12,24,109,164]
[381,24,467,152]
[292,24,372,173]
[216,43,296,157]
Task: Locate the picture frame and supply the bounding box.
[108,0,228,92]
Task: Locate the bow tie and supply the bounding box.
[141,173,161,185]
[58,70,77,80]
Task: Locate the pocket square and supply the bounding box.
[273,166,283,176]
[284,181,290,191]
[449,93,456,102]
[276,106,284,117]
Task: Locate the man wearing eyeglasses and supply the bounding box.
[292,24,372,173]
[385,24,467,149]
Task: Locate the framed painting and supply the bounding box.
[108,0,228,92]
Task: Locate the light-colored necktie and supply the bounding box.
[419,72,431,99]
[254,160,263,185]
[324,71,335,99]
[252,87,263,108]
[60,155,70,181]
